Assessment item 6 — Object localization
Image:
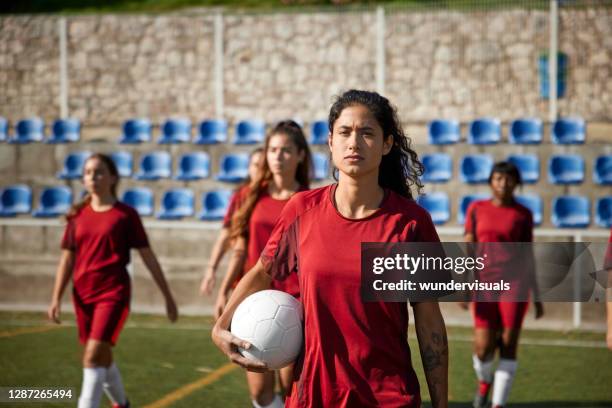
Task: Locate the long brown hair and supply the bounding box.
[230,120,311,240]
[66,153,119,220]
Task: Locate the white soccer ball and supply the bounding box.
[230,289,303,370]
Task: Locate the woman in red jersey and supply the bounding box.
[48,153,178,408]
[463,161,544,408]
[605,227,612,350]
[215,120,311,408]
[213,90,448,408]
[200,148,264,295]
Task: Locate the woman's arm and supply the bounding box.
[413,301,448,408]
[214,236,247,320]
[48,250,75,323]
[212,259,272,372]
[137,247,178,322]
[200,227,231,295]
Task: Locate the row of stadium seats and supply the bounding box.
[55,151,330,182]
[423,153,612,185]
[0,116,587,145]
[1,184,610,227]
[428,117,585,145]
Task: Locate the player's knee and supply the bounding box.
[251,387,275,406]
[82,342,111,367]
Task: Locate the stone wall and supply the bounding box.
[1,5,611,127]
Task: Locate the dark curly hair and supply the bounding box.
[328,89,424,199]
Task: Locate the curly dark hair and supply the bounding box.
[328,89,424,199]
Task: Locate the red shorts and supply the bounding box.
[472,302,528,330]
[73,297,130,346]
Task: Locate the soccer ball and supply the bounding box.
[230,289,303,370]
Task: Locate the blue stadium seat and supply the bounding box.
[234,120,265,144]
[0,117,7,142]
[548,154,584,184]
[195,120,227,144]
[593,155,612,185]
[0,185,32,216]
[552,117,585,144]
[310,120,328,145]
[157,189,194,220]
[175,152,210,181]
[119,118,152,144]
[509,118,542,144]
[216,153,250,182]
[110,151,133,178]
[158,118,191,144]
[552,196,590,228]
[417,192,450,225]
[468,118,501,145]
[422,153,452,183]
[428,119,460,145]
[135,151,172,180]
[507,154,540,184]
[595,197,612,228]
[312,153,329,181]
[11,118,44,144]
[57,151,92,180]
[199,189,233,221]
[33,186,72,218]
[121,187,154,216]
[47,118,80,143]
[516,194,543,226]
[460,154,493,184]
[458,194,490,225]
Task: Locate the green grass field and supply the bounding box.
[1,311,611,407]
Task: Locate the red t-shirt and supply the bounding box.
[261,184,440,408]
[605,228,612,270]
[222,185,249,228]
[61,202,149,304]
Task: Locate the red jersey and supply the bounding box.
[61,202,149,304]
[261,184,440,408]
[605,228,612,270]
[223,185,248,228]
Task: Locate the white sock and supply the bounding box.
[492,358,518,407]
[103,363,127,406]
[78,367,107,408]
[472,354,494,384]
[252,393,283,408]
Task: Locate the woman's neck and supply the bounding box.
[491,195,514,207]
[268,174,299,200]
[335,172,384,219]
[90,193,117,211]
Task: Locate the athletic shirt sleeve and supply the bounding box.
[60,218,76,251]
[522,209,534,242]
[127,207,149,249]
[464,202,477,237]
[222,189,242,228]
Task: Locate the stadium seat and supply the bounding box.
[135,151,172,180]
[158,118,191,144]
[509,118,542,144]
[417,192,450,225]
[516,194,543,225]
[548,154,584,184]
[460,154,493,184]
[552,117,585,144]
[175,152,210,181]
[595,197,612,228]
[110,151,133,178]
[234,120,265,144]
[458,194,490,224]
[421,153,452,183]
[121,187,154,216]
[593,155,612,185]
[0,117,7,142]
[119,118,152,144]
[199,189,233,221]
[468,118,501,145]
[312,153,329,181]
[47,118,80,143]
[57,151,92,180]
[507,154,540,184]
[11,117,44,143]
[310,120,328,145]
[428,119,460,145]
[157,189,194,220]
[552,196,590,228]
[194,120,227,144]
[216,153,250,182]
[0,185,32,216]
[33,186,72,218]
